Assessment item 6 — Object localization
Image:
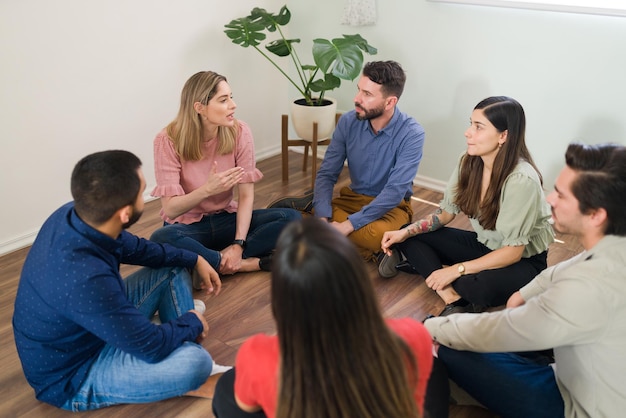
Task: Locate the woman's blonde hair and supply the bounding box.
[166,71,237,160]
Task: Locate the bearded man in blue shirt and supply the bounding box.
[13,150,221,411]
[269,60,425,263]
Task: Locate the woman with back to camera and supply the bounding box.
[150,71,300,276]
[380,96,554,316]
[212,217,437,418]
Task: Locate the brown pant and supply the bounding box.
[330,186,413,261]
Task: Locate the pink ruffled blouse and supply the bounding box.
[151,120,263,224]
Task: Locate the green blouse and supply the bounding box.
[440,155,554,258]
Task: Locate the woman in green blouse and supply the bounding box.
[380,96,554,316]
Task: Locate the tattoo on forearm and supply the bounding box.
[406,208,443,237]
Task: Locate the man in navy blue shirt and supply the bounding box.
[269,61,425,262]
[13,150,221,411]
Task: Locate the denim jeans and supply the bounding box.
[439,346,564,418]
[61,266,213,411]
[150,208,301,270]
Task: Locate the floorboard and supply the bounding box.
[0,151,581,417]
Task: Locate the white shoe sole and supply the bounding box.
[210,362,233,376]
[194,299,206,314]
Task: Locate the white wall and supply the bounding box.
[290,0,626,187]
[0,0,288,255]
[2,0,626,255]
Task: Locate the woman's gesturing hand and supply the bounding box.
[203,161,244,196]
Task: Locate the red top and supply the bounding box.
[234,317,434,417]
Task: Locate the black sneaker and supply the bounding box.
[439,299,472,316]
[378,250,400,278]
[467,304,487,314]
[267,190,314,212]
[422,314,435,323]
[259,254,273,272]
[439,304,468,316]
[395,260,418,274]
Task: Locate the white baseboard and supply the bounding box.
[1,159,446,257]
[257,148,447,196]
[0,149,291,257]
[413,174,447,193]
[0,193,160,257]
[255,146,282,161]
[0,231,38,256]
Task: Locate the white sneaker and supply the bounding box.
[194,299,206,314]
[210,361,233,376]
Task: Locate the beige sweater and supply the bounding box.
[425,235,626,418]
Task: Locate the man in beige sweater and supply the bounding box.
[425,142,626,418]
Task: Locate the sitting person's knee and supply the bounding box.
[149,225,172,242]
[176,343,213,383]
[283,208,303,222]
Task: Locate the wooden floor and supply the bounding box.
[0,151,582,418]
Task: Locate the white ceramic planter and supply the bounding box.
[290,97,338,141]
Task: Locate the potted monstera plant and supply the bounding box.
[224,5,377,140]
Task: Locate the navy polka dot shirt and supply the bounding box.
[12,202,202,407]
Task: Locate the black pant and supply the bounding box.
[213,368,267,418]
[424,357,451,418]
[213,365,450,418]
[397,227,547,307]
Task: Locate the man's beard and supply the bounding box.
[122,207,143,229]
[355,103,385,121]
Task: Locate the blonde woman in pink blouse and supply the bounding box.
[150,71,301,275]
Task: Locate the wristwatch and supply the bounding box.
[232,239,246,249]
[457,263,466,276]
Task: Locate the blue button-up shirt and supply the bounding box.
[313,108,425,229]
[12,202,201,407]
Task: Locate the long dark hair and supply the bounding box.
[271,218,419,418]
[455,96,542,230]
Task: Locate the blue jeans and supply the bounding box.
[61,266,213,411]
[150,208,301,270]
[438,346,564,418]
